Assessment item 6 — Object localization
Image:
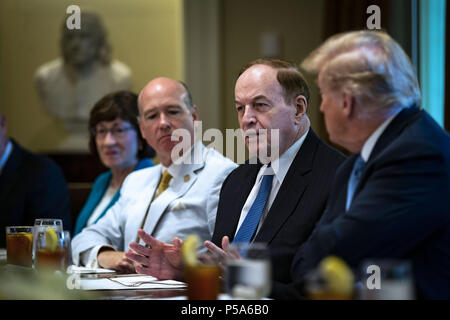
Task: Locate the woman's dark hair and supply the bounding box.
[88,90,155,160]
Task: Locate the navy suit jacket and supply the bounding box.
[0,140,71,247]
[288,107,450,299]
[211,130,346,298]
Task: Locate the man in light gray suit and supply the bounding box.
[72,78,237,272]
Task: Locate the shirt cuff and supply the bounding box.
[79,244,116,268]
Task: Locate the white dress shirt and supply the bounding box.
[235,130,309,238]
[361,110,401,162]
[74,142,237,268]
[86,185,118,227]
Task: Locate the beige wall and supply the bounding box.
[0,0,183,152]
[0,0,414,154]
[221,0,326,139]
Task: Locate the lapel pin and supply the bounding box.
[184,174,190,182]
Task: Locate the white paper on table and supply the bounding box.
[79,275,186,290]
[67,265,116,274]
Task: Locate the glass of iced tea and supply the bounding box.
[6,226,34,267]
[32,219,63,265]
[185,252,222,300]
[33,218,63,233]
[34,228,69,272]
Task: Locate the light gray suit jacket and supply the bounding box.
[72,143,237,267]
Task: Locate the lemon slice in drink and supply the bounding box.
[319,256,354,298]
[181,234,200,266]
[45,228,58,252]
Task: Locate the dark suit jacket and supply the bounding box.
[288,107,450,300]
[212,129,346,298]
[0,140,71,247]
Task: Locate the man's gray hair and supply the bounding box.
[301,30,421,112]
[178,81,194,111]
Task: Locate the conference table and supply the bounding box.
[0,252,189,300]
[73,270,189,300]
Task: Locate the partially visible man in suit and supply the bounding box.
[285,30,450,299]
[71,78,236,272]
[126,59,346,297]
[0,113,71,247]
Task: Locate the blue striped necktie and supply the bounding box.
[346,155,366,211]
[233,167,274,243]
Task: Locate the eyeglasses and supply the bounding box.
[93,126,134,139]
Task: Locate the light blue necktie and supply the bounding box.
[346,155,366,211]
[233,168,274,243]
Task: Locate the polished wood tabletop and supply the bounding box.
[93,288,187,300]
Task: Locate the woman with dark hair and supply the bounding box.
[73,90,155,236]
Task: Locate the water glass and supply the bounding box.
[225,242,271,299]
[357,259,415,300]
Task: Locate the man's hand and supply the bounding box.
[204,236,240,259]
[97,249,136,273]
[125,229,184,280]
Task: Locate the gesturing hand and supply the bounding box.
[125,229,184,281]
[204,236,241,260]
[97,249,136,274]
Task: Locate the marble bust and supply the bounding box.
[35,11,131,151]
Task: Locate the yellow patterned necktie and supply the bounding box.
[135,170,173,243]
[155,170,172,198]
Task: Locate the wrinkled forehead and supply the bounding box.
[235,64,283,100]
[139,83,187,111]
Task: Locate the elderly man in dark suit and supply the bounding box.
[284,30,450,300]
[126,59,346,298]
[0,113,71,247]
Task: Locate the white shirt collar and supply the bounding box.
[264,129,309,185]
[361,111,400,162]
[0,140,13,174]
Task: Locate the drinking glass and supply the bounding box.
[32,218,63,265]
[225,242,271,299]
[357,259,415,300]
[6,226,34,267]
[34,229,69,272]
[62,230,72,270]
[33,218,63,232]
[185,252,222,300]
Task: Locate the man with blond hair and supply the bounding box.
[287,30,450,299]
